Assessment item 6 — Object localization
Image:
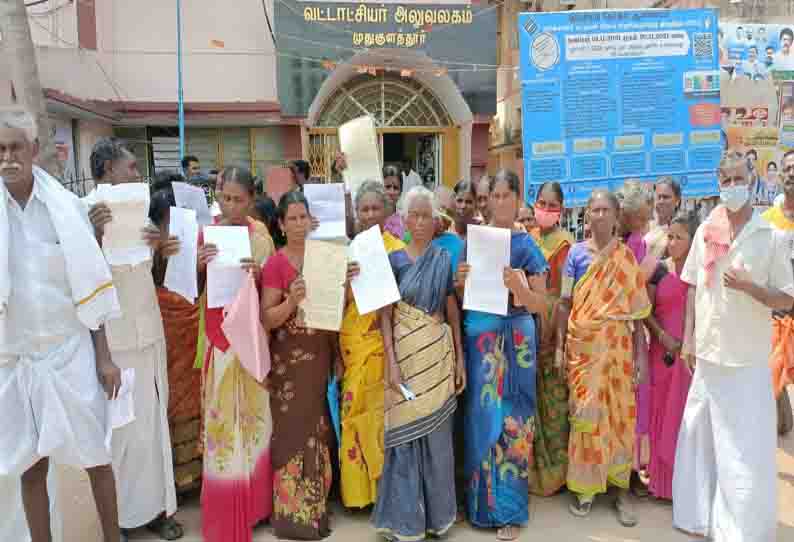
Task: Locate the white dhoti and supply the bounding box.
[0,473,61,542]
[0,330,110,476]
[673,360,777,542]
[110,339,177,528]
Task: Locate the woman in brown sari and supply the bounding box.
[261,190,357,540]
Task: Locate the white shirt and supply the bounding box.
[681,210,794,367]
[3,185,84,356]
[773,51,794,70]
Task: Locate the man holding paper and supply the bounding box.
[85,138,182,541]
[0,110,123,542]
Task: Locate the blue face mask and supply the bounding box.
[720,184,750,212]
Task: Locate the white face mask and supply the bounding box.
[720,184,750,212]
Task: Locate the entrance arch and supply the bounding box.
[305,50,474,187]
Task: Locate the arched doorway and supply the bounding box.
[305,52,473,188]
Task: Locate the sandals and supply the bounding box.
[615,494,638,528]
[496,525,519,541]
[568,495,593,517]
[146,516,185,541]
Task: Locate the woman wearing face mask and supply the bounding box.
[645,177,682,259]
[644,211,699,501]
[527,182,575,497]
[338,181,404,509]
[382,165,407,241]
[558,189,651,527]
[456,170,548,541]
[261,191,357,539]
[453,179,479,239]
[196,167,276,542]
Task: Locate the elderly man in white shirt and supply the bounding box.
[84,138,182,541]
[0,110,123,542]
[673,150,794,542]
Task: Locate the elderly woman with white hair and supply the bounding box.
[372,186,466,542]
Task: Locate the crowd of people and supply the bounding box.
[0,108,792,542]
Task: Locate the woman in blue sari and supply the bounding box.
[373,186,466,542]
[456,170,548,541]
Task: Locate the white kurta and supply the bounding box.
[0,188,110,476]
[106,261,177,528]
[673,361,777,542]
[673,211,791,541]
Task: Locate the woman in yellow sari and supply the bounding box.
[339,180,405,508]
[528,182,574,496]
[558,189,651,527]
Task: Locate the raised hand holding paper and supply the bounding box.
[463,225,511,315]
[338,115,383,195]
[305,183,347,240]
[349,225,401,314]
[204,225,252,308]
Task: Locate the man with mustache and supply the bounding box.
[0,110,123,542]
[762,149,794,436]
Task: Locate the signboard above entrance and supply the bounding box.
[274,0,496,117]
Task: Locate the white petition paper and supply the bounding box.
[204,226,252,308]
[96,183,150,266]
[164,207,199,303]
[338,115,383,195]
[172,182,212,226]
[105,368,136,449]
[305,183,347,240]
[349,225,401,314]
[463,225,511,316]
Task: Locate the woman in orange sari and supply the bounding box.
[149,188,203,496]
[558,189,651,527]
[528,182,574,496]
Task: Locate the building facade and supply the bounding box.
[2,0,501,190]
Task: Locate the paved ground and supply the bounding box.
[60,389,794,541]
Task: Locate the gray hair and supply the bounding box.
[617,179,652,214]
[0,109,38,142]
[354,179,389,210]
[719,149,749,174]
[401,185,439,218]
[90,137,134,180]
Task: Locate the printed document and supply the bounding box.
[463,225,511,316]
[348,225,400,314]
[204,226,252,308]
[306,183,347,240]
[164,207,199,303]
[300,240,347,331]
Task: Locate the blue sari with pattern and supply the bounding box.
[463,231,547,528]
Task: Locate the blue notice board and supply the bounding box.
[518,9,721,206]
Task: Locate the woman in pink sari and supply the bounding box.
[645,211,699,500]
[197,168,275,542]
